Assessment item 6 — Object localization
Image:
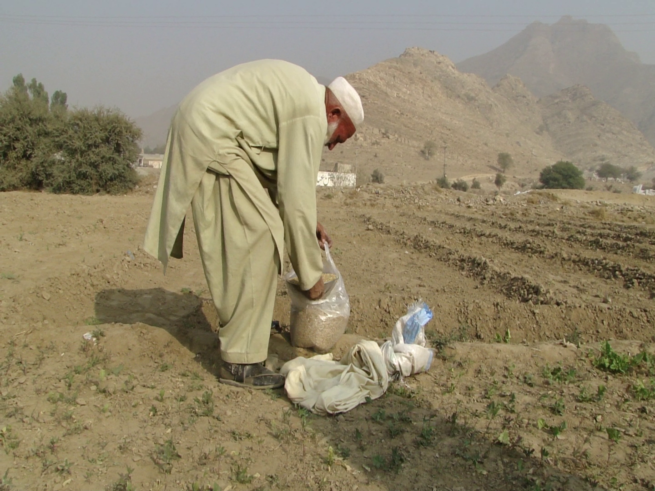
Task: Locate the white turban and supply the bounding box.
[328,77,364,126]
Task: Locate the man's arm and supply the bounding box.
[276,115,324,293]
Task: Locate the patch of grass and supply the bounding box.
[542,364,576,384]
[0,426,20,453]
[84,316,102,326]
[577,385,606,403]
[232,464,253,484]
[427,323,471,351]
[194,390,215,417]
[105,466,135,491]
[417,417,436,447]
[550,398,565,416]
[495,328,511,344]
[0,273,17,281]
[151,439,180,474]
[632,379,655,400]
[231,430,252,441]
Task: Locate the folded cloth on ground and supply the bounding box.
[281,340,389,415]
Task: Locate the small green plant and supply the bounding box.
[151,439,180,474]
[155,390,165,402]
[542,364,576,384]
[606,428,621,465]
[54,459,73,475]
[84,316,102,326]
[498,152,513,173]
[550,398,565,416]
[632,379,655,400]
[194,390,214,417]
[421,140,438,160]
[495,328,511,344]
[371,169,385,184]
[494,172,506,189]
[232,464,253,484]
[471,178,481,190]
[105,467,136,491]
[371,409,386,423]
[325,446,336,467]
[578,385,606,403]
[522,373,534,387]
[372,454,385,469]
[389,446,405,473]
[0,426,20,453]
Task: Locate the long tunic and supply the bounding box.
[144,60,327,291]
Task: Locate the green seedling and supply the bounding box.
[542,364,576,384]
[232,464,253,484]
[594,341,655,375]
[325,446,336,467]
[152,439,180,474]
[155,390,165,402]
[372,454,385,469]
[550,398,565,416]
[194,390,214,417]
[371,409,386,423]
[606,428,621,465]
[632,379,655,400]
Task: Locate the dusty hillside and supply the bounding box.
[539,85,655,170]
[458,16,655,147]
[1,182,655,490]
[133,46,655,184]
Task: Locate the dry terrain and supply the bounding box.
[1,174,655,490]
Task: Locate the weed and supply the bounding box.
[372,454,385,469]
[155,390,165,402]
[371,409,386,423]
[522,373,535,387]
[0,426,20,453]
[158,363,172,372]
[84,317,102,326]
[387,422,404,438]
[151,439,180,474]
[149,405,158,417]
[578,385,606,403]
[231,430,252,441]
[594,341,654,375]
[542,364,576,384]
[606,428,621,465]
[325,446,336,467]
[417,417,436,447]
[0,272,16,281]
[495,328,511,344]
[92,327,105,339]
[632,379,655,400]
[54,459,73,475]
[232,464,253,484]
[336,444,351,459]
[550,398,566,416]
[427,323,471,351]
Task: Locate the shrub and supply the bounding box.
[451,179,469,192]
[497,152,513,173]
[371,169,384,184]
[625,166,641,182]
[539,161,585,189]
[0,75,142,194]
[494,173,506,189]
[471,178,481,190]
[436,176,450,189]
[596,162,622,180]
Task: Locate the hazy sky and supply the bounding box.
[2,0,654,117]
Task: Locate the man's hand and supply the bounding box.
[304,276,324,300]
[316,222,333,250]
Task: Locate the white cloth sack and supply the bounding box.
[281,340,389,415]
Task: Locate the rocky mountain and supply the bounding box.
[134,47,655,185]
[458,16,655,147]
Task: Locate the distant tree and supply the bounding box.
[596,162,622,180]
[471,178,481,190]
[0,75,141,194]
[50,90,68,112]
[451,179,469,192]
[436,176,450,189]
[625,166,641,182]
[539,161,585,189]
[494,173,506,189]
[497,152,513,173]
[421,141,438,160]
[371,169,385,184]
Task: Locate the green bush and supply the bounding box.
[471,178,481,190]
[436,176,450,189]
[596,162,622,179]
[421,141,438,160]
[497,152,513,173]
[371,169,384,184]
[539,161,585,190]
[451,179,469,192]
[494,173,506,189]
[0,74,142,194]
[625,166,641,182]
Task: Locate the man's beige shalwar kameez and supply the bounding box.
[144,60,327,364]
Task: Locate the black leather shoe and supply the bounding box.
[219,361,285,390]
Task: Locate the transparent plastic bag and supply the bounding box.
[382,301,435,379]
[285,245,350,352]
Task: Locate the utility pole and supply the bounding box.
[442,145,447,178]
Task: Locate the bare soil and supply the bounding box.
[1,179,655,491]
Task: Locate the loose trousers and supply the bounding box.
[191,170,279,364]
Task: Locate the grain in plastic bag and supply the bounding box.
[285,244,350,352]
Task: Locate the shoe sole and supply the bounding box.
[219,378,285,390]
